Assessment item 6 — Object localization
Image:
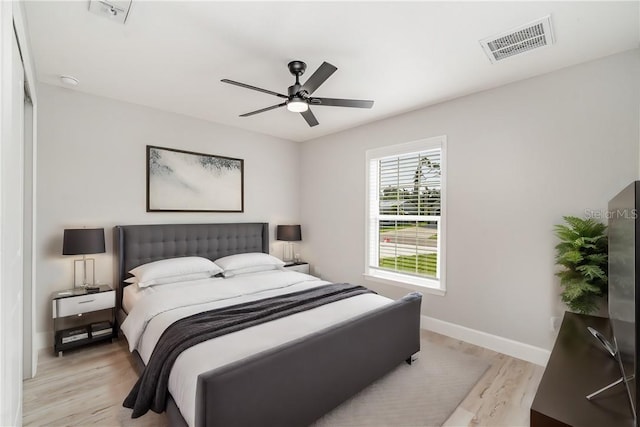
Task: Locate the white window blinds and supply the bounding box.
[366,136,446,290]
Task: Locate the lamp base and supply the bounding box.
[85,286,100,293]
[283,242,295,263]
[73,257,96,289]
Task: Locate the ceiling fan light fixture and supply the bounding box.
[222,60,374,127]
[286,98,308,113]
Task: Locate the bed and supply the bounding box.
[115,222,422,427]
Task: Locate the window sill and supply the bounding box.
[363,273,446,296]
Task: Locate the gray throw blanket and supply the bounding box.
[124,283,374,418]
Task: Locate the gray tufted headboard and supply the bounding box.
[114,223,269,315]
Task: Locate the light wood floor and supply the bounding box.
[23,330,544,426]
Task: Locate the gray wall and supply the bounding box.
[300,49,640,351]
[35,84,301,345]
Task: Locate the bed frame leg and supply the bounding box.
[405,352,419,365]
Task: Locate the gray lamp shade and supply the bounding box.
[276,225,302,242]
[62,228,106,255]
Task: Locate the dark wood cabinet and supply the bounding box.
[531,312,634,427]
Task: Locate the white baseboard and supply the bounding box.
[420,315,550,366]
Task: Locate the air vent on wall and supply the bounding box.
[480,15,554,63]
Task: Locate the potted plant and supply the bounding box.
[554,216,608,314]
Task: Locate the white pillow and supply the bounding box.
[215,252,285,272]
[124,271,215,287]
[221,264,280,278]
[129,256,222,286]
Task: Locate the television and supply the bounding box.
[608,181,640,423]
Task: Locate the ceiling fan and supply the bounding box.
[221,61,374,127]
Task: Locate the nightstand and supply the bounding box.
[52,285,116,356]
[283,262,310,274]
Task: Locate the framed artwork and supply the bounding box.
[146,145,244,212]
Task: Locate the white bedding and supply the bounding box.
[121,270,392,427]
[122,283,143,314]
[122,276,224,314]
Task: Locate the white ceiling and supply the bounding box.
[24,1,639,142]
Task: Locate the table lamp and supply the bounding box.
[63,228,105,290]
[276,225,302,264]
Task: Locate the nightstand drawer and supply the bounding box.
[53,290,115,318]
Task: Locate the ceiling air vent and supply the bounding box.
[480,15,554,63]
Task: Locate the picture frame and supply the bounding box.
[146,145,244,212]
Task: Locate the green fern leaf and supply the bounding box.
[557,250,583,265]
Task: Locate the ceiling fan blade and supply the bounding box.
[221,79,288,99]
[300,109,319,127]
[309,97,374,109]
[239,102,287,117]
[301,62,337,95]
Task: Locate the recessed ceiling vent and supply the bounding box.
[480,15,554,63]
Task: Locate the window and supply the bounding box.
[365,136,446,293]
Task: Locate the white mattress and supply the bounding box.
[121,270,392,427]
